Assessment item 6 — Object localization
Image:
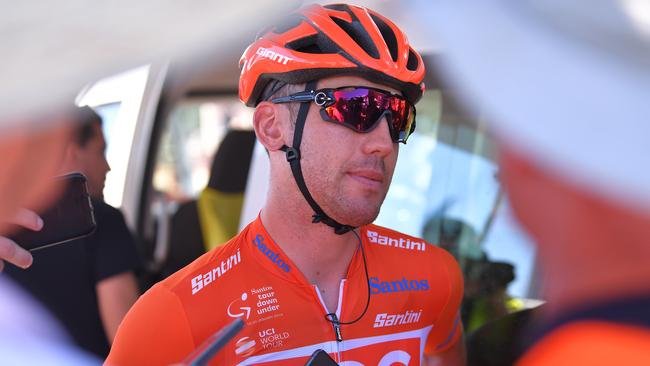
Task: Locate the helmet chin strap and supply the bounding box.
[279,81,355,235]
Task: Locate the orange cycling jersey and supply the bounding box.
[516,321,650,365]
[107,216,463,365]
[516,295,650,365]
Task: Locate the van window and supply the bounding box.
[142,96,255,282]
[152,98,253,200]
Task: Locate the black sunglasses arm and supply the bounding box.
[271,91,316,104]
[271,90,334,106]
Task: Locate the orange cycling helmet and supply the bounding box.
[239,3,425,107]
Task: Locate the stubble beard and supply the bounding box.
[307,158,393,228]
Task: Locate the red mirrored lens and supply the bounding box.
[322,88,415,142]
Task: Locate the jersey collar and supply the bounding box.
[244,215,365,286]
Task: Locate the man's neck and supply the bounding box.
[259,201,360,288]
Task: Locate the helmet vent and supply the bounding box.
[323,4,348,12]
[329,16,380,59]
[369,14,398,62]
[407,48,419,71]
[286,34,325,54]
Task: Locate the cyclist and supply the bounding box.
[107,4,464,365]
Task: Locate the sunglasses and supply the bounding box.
[271,86,416,143]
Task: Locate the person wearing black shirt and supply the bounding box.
[5,106,140,358]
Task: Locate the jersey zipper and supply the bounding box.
[329,313,343,342]
[313,281,346,362]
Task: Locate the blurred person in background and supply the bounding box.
[0,109,99,364]
[5,106,141,359]
[419,0,650,364]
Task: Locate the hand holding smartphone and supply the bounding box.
[6,173,96,252]
[0,208,42,270]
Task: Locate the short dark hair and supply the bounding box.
[260,81,306,125]
[73,106,103,147]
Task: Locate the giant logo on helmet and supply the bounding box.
[256,47,292,65]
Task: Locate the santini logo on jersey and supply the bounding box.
[369,277,430,295]
[253,234,291,272]
[366,230,426,251]
[191,249,241,295]
[373,309,423,328]
[256,47,292,65]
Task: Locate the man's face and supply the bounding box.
[74,122,110,199]
[296,75,400,227]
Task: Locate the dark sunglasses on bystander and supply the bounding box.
[271,86,417,144]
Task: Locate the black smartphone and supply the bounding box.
[8,172,96,251]
[183,319,245,366]
[305,350,338,366]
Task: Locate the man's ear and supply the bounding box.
[253,101,288,152]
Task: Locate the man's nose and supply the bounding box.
[104,157,111,173]
[362,115,395,157]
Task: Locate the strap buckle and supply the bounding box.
[284,147,300,162]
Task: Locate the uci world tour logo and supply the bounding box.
[235,336,256,357]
